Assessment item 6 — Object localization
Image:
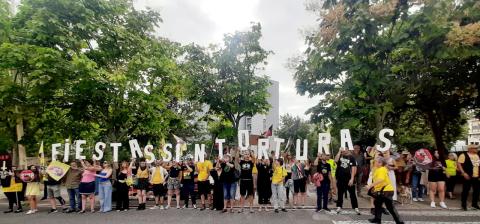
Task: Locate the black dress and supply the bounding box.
[256,162,272,204]
[210,169,224,210]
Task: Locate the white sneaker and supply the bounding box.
[430,202,436,208]
[182,205,187,209]
[413,198,418,202]
[176,205,181,209]
[418,198,424,202]
[160,205,164,210]
[355,208,361,215]
[265,207,269,212]
[26,210,35,215]
[439,202,448,209]
[258,207,262,212]
[150,205,159,210]
[335,207,342,214]
[193,204,197,209]
[164,205,170,209]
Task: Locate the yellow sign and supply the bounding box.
[46,161,70,181]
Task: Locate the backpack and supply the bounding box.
[312,172,324,187]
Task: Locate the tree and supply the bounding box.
[193,23,272,134]
[277,114,318,158]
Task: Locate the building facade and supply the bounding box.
[468,118,480,145]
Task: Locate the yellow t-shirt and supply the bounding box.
[197,160,213,181]
[151,167,165,184]
[458,153,480,178]
[272,166,287,184]
[445,160,457,176]
[2,176,23,192]
[372,166,394,192]
[327,159,336,177]
[137,168,149,178]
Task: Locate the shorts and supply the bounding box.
[79,181,95,195]
[136,178,149,190]
[47,184,61,198]
[240,179,254,196]
[428,171,446,182]
[167,178,180,190]
[26,182,41,196]
[152,184,166,197]
[197,181,210,197]
[293,179,306,193]
[223,182,237,200]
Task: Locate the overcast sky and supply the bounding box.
[134,0,321,119]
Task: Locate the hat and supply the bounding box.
[467,144,478,149]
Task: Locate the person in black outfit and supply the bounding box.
[335,148,360,215]
[181,159,196,209]
[115,160,133,211]
[256,158,272,211]
[211,161,224,211]
[458,144,480,211]
[238,152,254,213]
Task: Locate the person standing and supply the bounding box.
[292,159,306,208]
[445,153,458,199]
[353,145,365,197]
[256,158,272,211]
[1,166,23,213]
[271,158,288,213]
[165,161,182,209]
[335,148,360,215]
[96,161,113,213]
[45,169,65,213]
[314,154,332,212]
[149,160,168,210]
[135,159,149,210]
[367,157,404,224]
[196,154,213,210]
[427,150,447,209]
[457,144,480,211]
[238,152,255,213]
[220,154,236,213]
[115,160,133,211]
[326,154,337,202]
[64,161,83,213]
[25,165,41,214]
[181,159,196,209]
[211,160,224,211]
[79,160,99,213]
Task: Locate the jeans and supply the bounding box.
[316,183,330,210]
[373,191,403,223]
[182,182,196,207]
[67,188,82,210]
[336,179,358,209]
[98,182,112,212]
[411,172,424,199]
[271,183,285,209]
[223,182,236,200]
[461,177,480,208]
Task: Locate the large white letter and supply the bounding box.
[257,139,270,159]
[110,143,121,162]
[93,142,106,161]
[75,140,86,160]
[162,143,173,162]
[63,139,70,162]
[51,143,61,161]
[318,133,331,155]
[194,144,206,162]
[175,143,182,162]
[376,128,394,152]
[238,130,250,151]
[340,129,354,151]
[144,145,155,163]
[215,139,225,159]
[295,139,308,161]
[273,138,284,159]
[128,139,143,159]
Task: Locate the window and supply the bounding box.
[246,117,252,132]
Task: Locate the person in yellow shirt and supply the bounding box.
[445,153,458,199]
[366,158,403,224]
[1,166,23,213]
[196,154,213,210]
[457,144,480,211]
[149,160,168,209]
[271,158,287,213]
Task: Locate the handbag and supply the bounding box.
[367,186,386,198]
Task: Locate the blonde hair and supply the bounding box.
[448,153,457,161]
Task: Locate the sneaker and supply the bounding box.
[315,209,321,212]
[150,205,159,210]
[48,209,58,214]
[193,204,197,209]
[274,209,279,213]
[439,202,448,209]
[78,210,86,214]
[430,202,436,208]
[258,207,262,212]
[418,198,424,202]
[324,208,331,212]
[335,207,342,214]
[355,208,361,215]
[176,205,180,209]
[413,198,418,202]
[368,218,381,224]
[281,208,287,212]
[14,209,23,213]
[160,205,164,210]
[472,205,480,210]
[249,209,254,213]
[165,205,170,209]
[265,207,269,212]
[4,209,13,214]
[238,209,243,213]
[182,205,187,209]
[26,210,35,215]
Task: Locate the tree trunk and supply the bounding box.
[16,117,27,169]
[425,110,447,166]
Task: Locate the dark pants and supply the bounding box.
[4,192,22,210]
[67,188,82,210]
[446,176,456,193]
[373,191,403,223]
[336,180,358,208]
[461,177,480,208]
[115,183,129,210]
[182,182,196,207]
[316,183,330,210]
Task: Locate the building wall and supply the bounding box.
[468,118,480,145]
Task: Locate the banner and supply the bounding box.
[46,160,70,181]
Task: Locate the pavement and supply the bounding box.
[0,184,479,224]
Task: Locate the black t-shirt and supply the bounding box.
[220,162,235,183]
[239,160,253,180]
[318,162,331,185]
[45,174,61,185]
[169,166,181,178]
[181,165,195,184]
[336,155,357,182]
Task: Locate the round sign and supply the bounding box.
[20,170,35,182]
[414,148,433,170]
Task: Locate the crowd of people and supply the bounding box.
[1,144,479,224]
